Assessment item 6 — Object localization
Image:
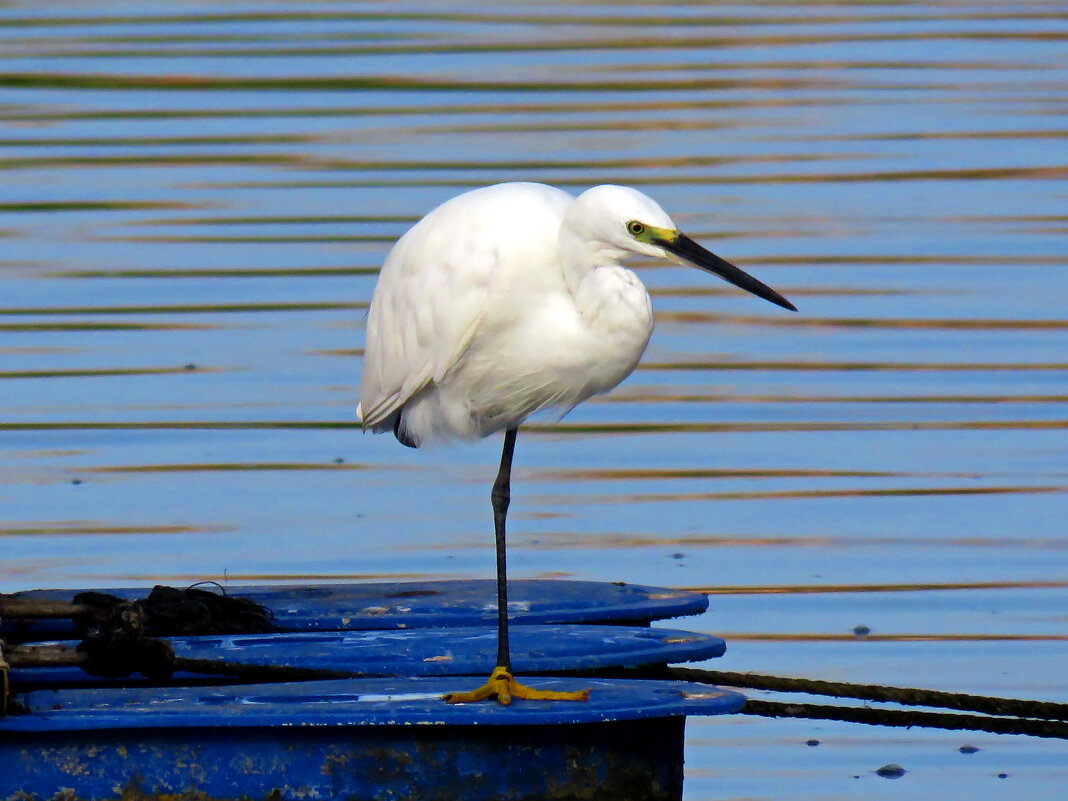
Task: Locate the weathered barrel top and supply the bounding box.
[0,677,745,801]
[2,676,746,730]
[0,581,735,801]
[11,624,727,687]
[2,579,708,638]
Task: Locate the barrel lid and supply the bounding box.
[3,677,746,731]
[12,624,726,687]
[3,580,707,638]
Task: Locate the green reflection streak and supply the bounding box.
[0,200,201,212]
[57,267,380,279]
[0,322,211,331]
[0,302,362,315]
[0,366,217,380]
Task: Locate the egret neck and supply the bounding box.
[557,211,654,360]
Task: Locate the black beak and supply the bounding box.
[657,233,797,312]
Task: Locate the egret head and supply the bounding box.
[571,184,797,312]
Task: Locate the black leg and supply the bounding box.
[444,426,586,703]
[492,427,518,670]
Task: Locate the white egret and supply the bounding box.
[358,182,795,704]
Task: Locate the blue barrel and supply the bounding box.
[11,624,727,687]
[0,677,745,801]
[2,580,708,641]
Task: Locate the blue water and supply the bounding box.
[1,1,1066,798]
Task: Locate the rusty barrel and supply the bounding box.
[0,677,745,801]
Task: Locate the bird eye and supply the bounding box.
[627,221,645,236]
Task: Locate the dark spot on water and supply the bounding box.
[671,552,685,560]
[183,363,197,370]
[959,745,980,754]
[333,457,344,463]
[806,739,820,747]
[875,763,906,779]
[71,479,82,485]
[853,625,871,637]
[997,773,1008,779]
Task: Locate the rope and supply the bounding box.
[72,585,274,636]
[65,585,271,681]
[0,645,8,717]
[0,585,274,686]
[664,667,1068,721]
[0,598,91,619]
[7,585,1065,739]
[171,657,353,682]
[7,651,1067,739]
[76,600,176,681]
[0,585,273,637]
[744,700,1068,740]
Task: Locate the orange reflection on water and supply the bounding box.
[535,467,910,481]
[656,311,1068,330]
[99,571,452,584]
[600,389,1068,404]
[0,523,228,536]
[85,461,368,473]
[533,485,1065,505]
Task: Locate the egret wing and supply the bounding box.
[358,217,497,429]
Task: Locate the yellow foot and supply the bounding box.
[442,666,591,705]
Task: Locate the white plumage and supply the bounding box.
[359,181,793,448]
[358,183,667,446]
[355,182,795,703]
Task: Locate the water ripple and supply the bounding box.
[1,6,1066,750]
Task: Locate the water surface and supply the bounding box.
[1,1,1066,798]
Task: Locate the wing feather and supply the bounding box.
[358,198,498,430]
[358,183,575,439]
